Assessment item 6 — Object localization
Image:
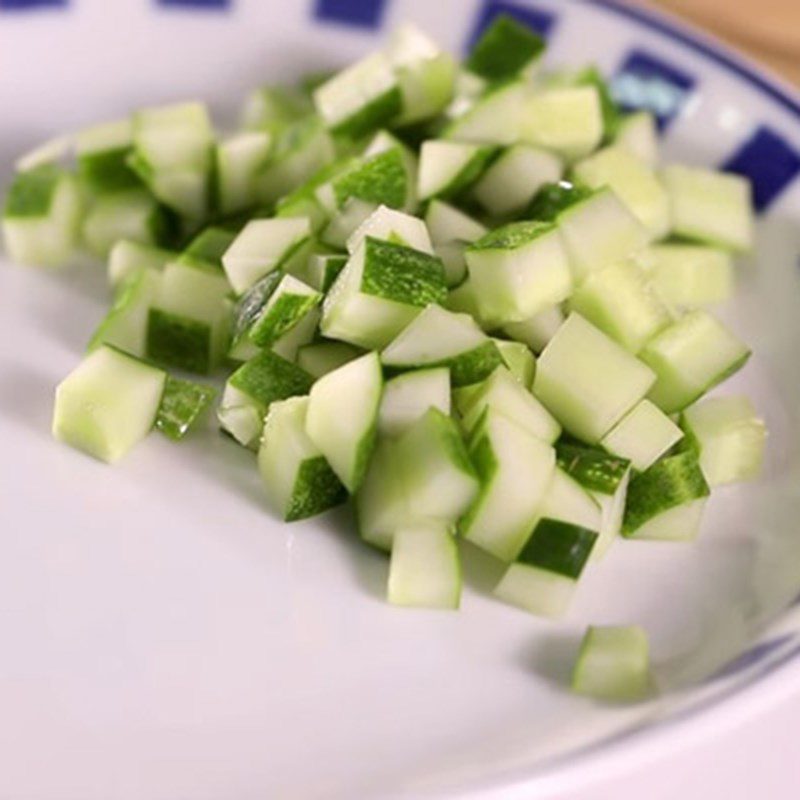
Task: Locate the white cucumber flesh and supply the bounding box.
[378,367,451,437]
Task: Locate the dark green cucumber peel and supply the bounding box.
[155,376,217,441]
[556,443,631,495]
[78,147,142,194]
[622,451,710,537]
[333,147,408,209]
[468,219,555,251]
[229,350,314,406]
[331,86,403,140]
[517,519,598,579]
[319,255,347,292]
[231,271,283,348]
[147,309,212,374]
[524,180,595,222]
[286,456,348,521]
[248,292,321,347]
[466,14,545,81]
[4,164,61,217]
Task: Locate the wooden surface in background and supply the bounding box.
[644,0,800,85]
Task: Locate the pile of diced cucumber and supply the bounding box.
[4,16,768,700]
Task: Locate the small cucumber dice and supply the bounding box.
[378,367,450,438]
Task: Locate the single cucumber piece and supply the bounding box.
[228,271,283,362]
[434,240,469,288]
[378,367,450,437]
[461,409,556,561]
[313,52,402,139]
[222,217,311,295]
[638,310,751,413]
[444,80,526,146]
[347,204,433,255]
[75,118,141,194]
[2,165,83,267]
[533,313,656,443]
[503,304,565,354]
[538,467,602,532]
[466,13,545,81]
[305,252,348,292]
[388,520,461,609]
[320,197,378,250]
[445,278,492,329]
[680,395,767,487]
[155,376,216,441]
[361,131,419,211]
[661,164,754,252]
[321,236,447,350]
[247,274,321,348]
[520,86,603,161]
[240,84,310,133]
[296,341,362,379]
[52,345,166,463]
[108,239,176,289]
[88,267,161,357]
[306,352,383,492]
[258,396,346,521]
[572,625,651,701]
[472,144,562,217]
[179,226,237,270]
[568,259,672,353]
[215,131,271,216]
[272,306,321,363]
[394,52,457,127]
[218,350,314,449]
[493,339,535,389]
[424,199,487,246]
[417,140,496,202]
[573,146,671,240]
[460,366,560,444]
[601,399,684,472]
[381,304,503,387]
[465,220,572,325]
[615,112,659,168]
[493,561,579,619]
[329,147,412,213]
[622,451,710,540]
[639,243,734,309]
[525,179,594,221]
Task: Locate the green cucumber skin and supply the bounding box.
[331,86,403,140]
[517,518,598,579]
[320,256,347,292]
[230,351,314,406]
[230,271,283,349]
[524,180,594,222]
[466,15,545,81]
[248,293,321,347]
[147,309,212,375]
[78,147,143,194]
[622,451,710,536]
[459,425,499,533]
[4,164,61,217]
[333,148,408,209]
[385,340,504,388]
[155,376,217,441]
[286,456,348,522]
[556,442,631,495]
[469,219,555,252]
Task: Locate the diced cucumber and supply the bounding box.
[493,562,579,619]
[82,189,171,258]
[556,187,650,281]
[271,306,320,362]
[321,236,447,350]
[466,14,544,81]
[381,304,503,387]
[228,271,283,361]
[313,52,401,139]
[434,241,469,288]
[538,467,602,532]
[568,259,672,353]
[52,345,166,463]
[362,132,419,212]
[88,267,161,357]
[465,221,571,325]
[378,367,450,437]
[388,520,461,609]
[2,165,83,267]
[622,451,710,540]
[14,135,71,173]
[240,84,310,133]
[661,164,754,252]
[444,80,526,146]
[503,304,565,354]
[445,278,492,329]
[461,409,556,561]
[615,112,659,168]
[305,352,383,492]
[147,262,231,374]
[296,341,361,379]
[601,399,684,472]
[305,252,348,292]
[218,350,314,449]
[179,226,237,270]
[493,339,536,388]
[216,131,272,215]
[680,395,767,486]
[394,52,457,127]
[222,217,311,295]
[258,396,346,521]
[520,86,603,161]
[347,205,433,255]
[591,470,630,560]
[638,310,751,413]
[460,366,560,444]
[247,274,321,348]
[639,243,734,309]
[534,313,656,443]
[320,198,377,249]
[417,140,496,202]
[75,118,141,194]
[425,199,487,246]
[155,376,216,441]
[326,148,411,214]
[108,239,176,289]
[472,145,563,217]
[525,179,594,222]
[572,625,651,701]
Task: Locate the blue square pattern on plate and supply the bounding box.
[612,49,696,130]
[314,0,388,29]
[720,126,800,212]
[466,0,556,49]
[0,0,66,8]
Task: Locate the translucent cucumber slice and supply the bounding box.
[378,367,450,437]
[296,341,362,379]
[155,376,216,441]
[425,199,487,246]
[417,140,497,201]
[502,304,565,354]
[216,131,272,215]
[493,339,536,389]
[466,14,545,81]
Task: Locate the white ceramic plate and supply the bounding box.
[1,1,800,797]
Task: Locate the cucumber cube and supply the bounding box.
[503,304,565,354]
[466,14,545,81]
[108,240,176,289]
[638,310,751,413]
[296,341,362,379]
[305,253,348,292]
[331,147,411,212]
[76,118,140,194]
[240,84,309,133]
[179,226,237,270]
[216,131,272,215]
[259,397,346,522]
[534,313,656,443]
[444,80,526,146]
[525,179,594,221]
[378,367,451,438]
[417,140,496,201]
[538,468,602,532]
[132,102,213,173]
[681,395,767,486]
[271,307,320,363]
[434,241,469,288]
[52,346,166,463]
[466,221,572,325]
[247,274,321,348]
[320,198,378,250]
[614,111,659,168]
[494,562,579,619]
[155,376,216,441]
[347,205,433,255]
[425,199,487,246]
[493,339,536,389]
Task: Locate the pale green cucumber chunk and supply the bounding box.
[271,307,320,362]
[503,304,565,354]
[179,226,237,271]
[516,518,597,580]
[466,14,545,81]
[155,376,216,441]
[332,147,410,211]
[347,205,433,255]
[434,241,469,288]
[445,278,492,329]
[132,102,213,173]
[638,310,751,414]
[306,352,383,492]
[240,84,310,133]
[378,367,450,438]
[425,199,487,246]
[216,131,272,215]
[444,80,526,146]
[525,179,594,221]
[417,140,496,201]
[52,345,166,463]
[320,198,378,250]
[75,118,139,194]
[493,339,536,389]
[296,341,362,379]
[108,239,177,289]
[680,395,766,487]
[614,112,659,168]
[394,52,457,127]
[248,274,321,348]
[305,253,348,292]
[494,564,577,619]
[533,313,656,443]
[590,470,630,561]
[572,625,651,701]
[537,468,602,533]
[229,271,283,358]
